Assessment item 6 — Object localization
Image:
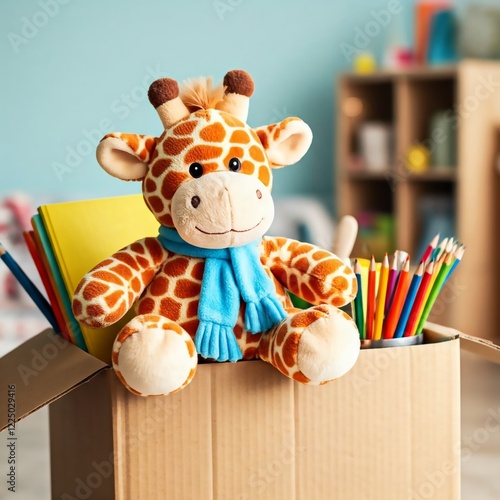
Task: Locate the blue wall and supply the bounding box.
[0,0,412,207]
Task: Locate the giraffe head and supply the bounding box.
[96,70,313,249]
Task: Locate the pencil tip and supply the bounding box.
[0,242,5,255]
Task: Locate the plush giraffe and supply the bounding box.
[72,70,360,396]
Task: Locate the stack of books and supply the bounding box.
[2,195,158,363]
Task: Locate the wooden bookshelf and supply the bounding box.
[336,60,500,340]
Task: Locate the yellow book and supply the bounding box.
[38,194,159,363]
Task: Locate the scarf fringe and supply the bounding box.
[195,321,243,362]
[245,295,287,333]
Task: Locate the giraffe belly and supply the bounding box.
[135,253,291,360]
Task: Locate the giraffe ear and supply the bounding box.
[254,118,313,168]
[96,133,158,181]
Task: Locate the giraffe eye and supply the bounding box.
[228,158,241,172]
[189,162,203,178]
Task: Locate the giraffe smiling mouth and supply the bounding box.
[195,218,264,236]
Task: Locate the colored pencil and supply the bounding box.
[353,260,365,339]
[416,251,457,335]
[373,253,389,340]
[397,250,409,270]
[23,231,66,337]
[404,260,434,337]
[0,242,59,331]
[443,245,465,286]
[423,251,444,307]
[383,258,411,339]
[365,256,376,340]
[431,237,448,262]
[420,233,439,264]
[384,253,399,316]
[393,262,424,338]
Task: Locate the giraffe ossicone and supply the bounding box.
[73,69,360,396]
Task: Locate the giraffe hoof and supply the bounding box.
[112,314,197,396]
[297,306,360,384]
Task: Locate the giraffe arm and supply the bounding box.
[72,237,168,328]
[260,236,357,307]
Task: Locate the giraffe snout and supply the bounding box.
[171,171,274,249]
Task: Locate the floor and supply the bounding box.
[0,351,499,499]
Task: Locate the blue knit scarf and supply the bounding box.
[158,227,287,362]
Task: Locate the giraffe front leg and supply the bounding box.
[112,314,197,396]
[258,305,360,384]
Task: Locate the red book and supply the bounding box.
[23,230,70,340]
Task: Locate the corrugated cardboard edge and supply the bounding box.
[0,329,109,431]
[425,321,500,364]
[459,333,500,365]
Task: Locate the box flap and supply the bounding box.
[423,321,460,342]
[459,332,500,365]
[425,321,500,364]
[0,329,109,431]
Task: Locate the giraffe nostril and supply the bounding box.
[191,196,201,208]
[256,190,262,199]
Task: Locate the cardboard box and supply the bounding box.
[1,323,499,500]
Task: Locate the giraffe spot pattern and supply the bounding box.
[163,137,194,156]
[174,279,201,299]
[165,258,189,277]
[115,252,140,271]
[72,298,82,317]
[138,297,155,314]
[258,165,270,186]
[230,130,250,144]
[151,159,172,178]
[93,270,124,286]
[159,297,182,321]
[105,290,124,308]
[158,213,174,227]
[135,255,150,269]
[146,195,163,213]
[121,133,139,151]
[150,276,169,296]
[173,120,197,136]
[191,262,204,280]
[184,145,224,164]
[144,238,166,265]
[282,333,300,368]
[223,146,244,167]
[241,160,255,175]
[200,161,220,174]
[200,122,226,142]
[105,302,126,323]
[333,276,348,291]
[249,145,265,162]
[221,113,245,128]
[291,309,323,328]
[186,300,199,318]
[300,283,315,303]
[145,178,157,193]
[130,242,146,255]
[82,281,110,300]
[156,175,178,204]
[293,372,310,384]
[110,263,133,281]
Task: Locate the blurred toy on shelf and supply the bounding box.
[354,211,395,261]
[458,4,500,59]
[353,52,377,74]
